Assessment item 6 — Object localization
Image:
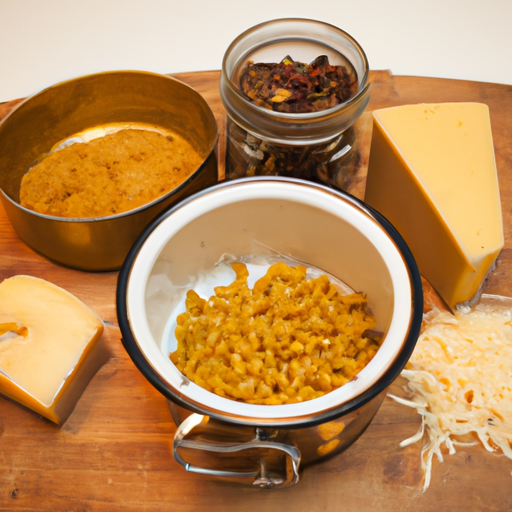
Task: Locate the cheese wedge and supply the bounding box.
[0,275,105,424]
[364,103,504,309]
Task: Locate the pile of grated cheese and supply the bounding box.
[389,298,512,492]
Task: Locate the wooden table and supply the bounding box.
[0,71,511,512]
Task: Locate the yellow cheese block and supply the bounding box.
[364,103,504,309]
[0,275,105,424]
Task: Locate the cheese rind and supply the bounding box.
[364,103,504,309]
[0,275,105,423]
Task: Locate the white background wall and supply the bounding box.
[1,0,511,102]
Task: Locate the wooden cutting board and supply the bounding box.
[0,70,511,512]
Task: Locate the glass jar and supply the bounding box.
[220,18,371,190]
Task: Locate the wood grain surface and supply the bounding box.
[0,70,511,512]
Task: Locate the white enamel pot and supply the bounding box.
[117,177,423,487]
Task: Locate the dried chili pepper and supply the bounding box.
[239,55,358,113]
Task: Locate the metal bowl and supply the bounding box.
[117,177,423,486]
[0,70,218,271]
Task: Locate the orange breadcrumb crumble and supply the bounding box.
[20,129,202,218]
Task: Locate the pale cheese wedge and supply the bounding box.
[364,102,504,309]
[0,275,105,424]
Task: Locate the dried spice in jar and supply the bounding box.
[225,55,363,187]
[239,55,358,114]
[226,120,359,187]
[220,19,371,191]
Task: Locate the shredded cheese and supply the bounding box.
[389,297,512,492]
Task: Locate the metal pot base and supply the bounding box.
[167,390,386,487]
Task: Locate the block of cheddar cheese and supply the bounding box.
[364,103,504,310]
[0,275,106,424]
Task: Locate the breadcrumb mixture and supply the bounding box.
[20,129,203,218]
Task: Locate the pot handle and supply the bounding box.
[173,413,301,488]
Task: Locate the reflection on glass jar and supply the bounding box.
[220,18,371,190]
